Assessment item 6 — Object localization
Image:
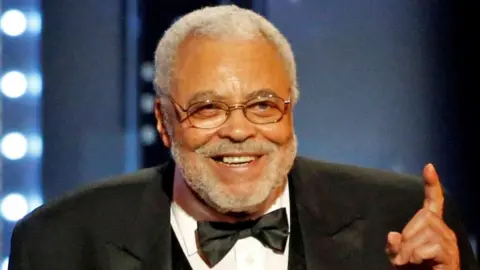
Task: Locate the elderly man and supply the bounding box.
[8,4,479,270]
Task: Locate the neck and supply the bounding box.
[173,166,286,223]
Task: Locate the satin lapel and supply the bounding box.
[105,159,176,270]
[289,157,366,270]
[171,227,193,270]
[105,242,142,270]
[287,178,307,270]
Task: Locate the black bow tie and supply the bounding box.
[196,207,289,267]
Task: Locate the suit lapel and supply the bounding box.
[104,156,370,270]
[289,157,366,270]
[105,159,176,270]
[171,227,193,270]
[287,177,307,270]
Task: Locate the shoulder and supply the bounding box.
[12,165,166,241]
[293,155,425,195]
[292,156,426,220]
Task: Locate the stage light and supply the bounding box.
[1,193,29,222]
[1,132,28,160]
[28,73,43,96]
[28,195,43,212]
[27,12,42,34]
[1,258,7,270]
[140,62,154,82]
[0,10,27,37]
[1,0,43,260]
[140,93,155,113]
[140,125,157,145]
[1,71,28,98]
[27,134,43,158]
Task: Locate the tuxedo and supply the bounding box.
[8,156,479,270]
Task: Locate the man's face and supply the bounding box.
[156,35,297,213]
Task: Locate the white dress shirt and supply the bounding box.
[170,184,291,270]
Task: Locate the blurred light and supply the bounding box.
[140,125,157,145]
[140,62,154,82]
[27,11,42,34]
[1,193,29,222]
[140,93,155,113]
[1,132,28,160]
[27,134,43,157]
[28,195,43,211]
[1,10,27,37]
[28,73,43,96]
[1,71,28,98]
[1,258,7,270]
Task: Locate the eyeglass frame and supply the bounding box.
[160,93,292,129]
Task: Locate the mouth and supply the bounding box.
[210,154,262,167]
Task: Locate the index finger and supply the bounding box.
[422,163,444,217]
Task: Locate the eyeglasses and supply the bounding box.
[164,94,291,129]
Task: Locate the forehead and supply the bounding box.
[171,35,291,102]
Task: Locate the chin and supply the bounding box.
[204,180,273,214]
[213,200,265,215]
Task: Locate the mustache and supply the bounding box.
[195,139,278,157]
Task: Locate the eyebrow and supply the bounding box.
[245,89,281,100]
[186,90,227,106]
[185,88,283,106]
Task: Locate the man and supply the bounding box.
[8,4,479,270]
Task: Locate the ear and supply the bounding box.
[154,98,172,148]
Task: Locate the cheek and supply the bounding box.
[175,125,217,150]
[257,116,293,144]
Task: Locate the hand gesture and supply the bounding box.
[386,164,460,269]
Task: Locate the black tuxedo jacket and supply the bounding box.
[8,157,479,270]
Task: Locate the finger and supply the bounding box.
[423,163,444,217]
[395,209,459,266]
[393,226,433,265]
[402,208,455,243]
[410,243,445,264]
[425,210,458,243]
[401,208,430,240]
[386,231,402,259]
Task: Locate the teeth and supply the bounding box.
[221,156,256,164]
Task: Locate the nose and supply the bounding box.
[216,108,256,142]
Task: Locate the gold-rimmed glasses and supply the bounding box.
[163,94,291,129]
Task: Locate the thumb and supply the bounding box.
[386,231,402,258]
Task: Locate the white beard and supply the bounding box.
[170,134,298,213]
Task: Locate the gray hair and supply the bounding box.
[153,4,299,103]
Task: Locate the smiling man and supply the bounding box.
[8,4,479,270]
[159,33,297,217]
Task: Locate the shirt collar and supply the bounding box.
[171,183,291,256]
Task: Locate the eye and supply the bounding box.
[189,102,225,118]
[247,99,281,115]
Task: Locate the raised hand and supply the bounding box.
[386,163,460,269]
